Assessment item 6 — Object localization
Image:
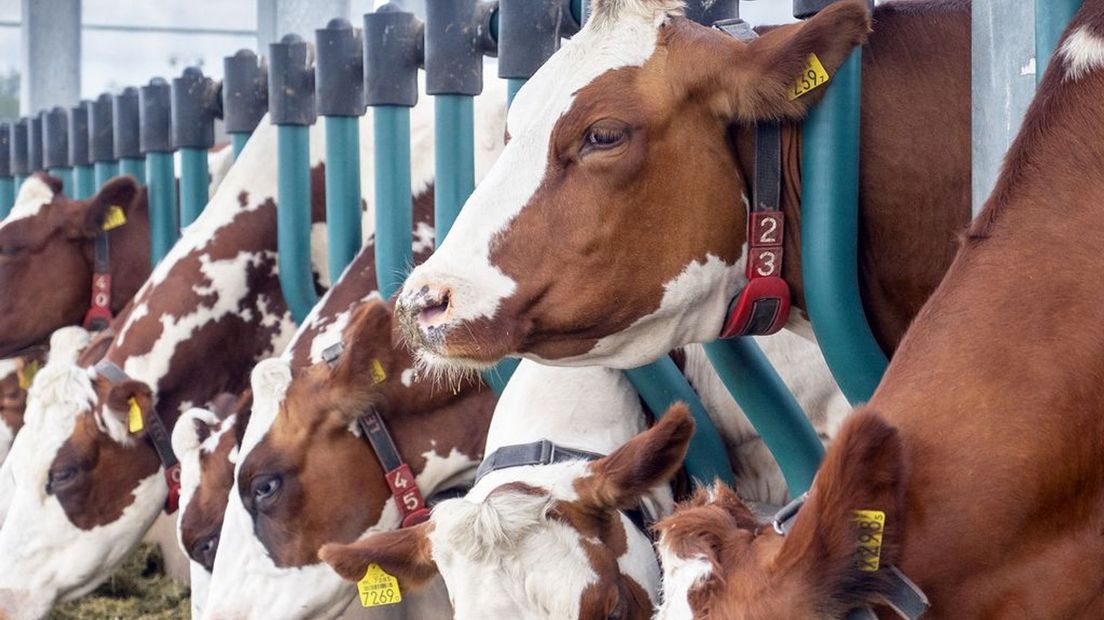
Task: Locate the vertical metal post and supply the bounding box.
[20,0,81,115]
[223,49,268,161]
[141,78,179,265]
[90,93,119,187]
[43,107,72,192]
[1036,0,1083,82]
[10,119,28,192]
[364,4,422,299]
[269,33,319,323]
[114,87,145,185]
[172,67,220,227]
[316,18,365,282]
[0,125,12,218]
[28,115,43,174]
[70,102,95,199]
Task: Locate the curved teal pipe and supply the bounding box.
[276,124,318,324]
[0,178,13,218]
[119,157,146,185]
[93,161,119,188]
[801,49,887,404]
[146,152,178,265]
[178,147,209,227]
[324,115,363,283]
[47,167,73,194]
[230,133,250,160]
[373,106,413,299]
[1036,0,1083,83]
[72,165,95,199]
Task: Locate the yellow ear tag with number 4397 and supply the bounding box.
[357,563,402,608]
[127,397,144,434]
[789,53,831,100]
[102,205,128,232]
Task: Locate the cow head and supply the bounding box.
[398,0,870,370]
[322,404,694,620]
[653,410,907,619]
[204,301,494,619]
[0,174,148,358]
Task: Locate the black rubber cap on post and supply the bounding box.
[223,49,268,134]
[0,124,11,177]
[268,34,317,126]
[425,0,497,96]
[28,114,43,172]
[90,93,116,163]
[10,119,28,176]
[172,66,221,149]
[140,78,173,154]
[70,102,91,166]
[497,0,578,80]
[113,86,141,160]
[364,5,423,107]
[794,0,872,19]
[43,107,70,169]
[316,18,365,117]
[683,0,737,24]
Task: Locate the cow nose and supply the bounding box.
[398,284,454,337]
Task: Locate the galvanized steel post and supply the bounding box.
[1036,0,1083,82]
[223,50,268,160]
[269,33,319,324]
[43,107,72,192]
[114,87,145,185]
[10,119,28,192]
[172,67,220,227]
[0,125,12,217]
[316,18,365,283]
[141,78,179,265]
[70,102,95,199]
[90,93,119,187]
[364,3,422,298]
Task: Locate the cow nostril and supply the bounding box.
[418,291,451,327]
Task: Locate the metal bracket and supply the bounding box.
[113,86,141,160]
[0,124,11,178]
[10,119,28,176]
[69,102,91,166]
[43,107,70,169]
[28,114,43,172]
[140,78,173,154]
[90,93,115,164]
[172,67,221,149]
[269,34,317,126]
[223,49,269,134]
[425,0,498,96]
[497,0,580,80]
[364,4,423,107]
[316,18,365,117]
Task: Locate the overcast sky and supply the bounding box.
[0,0,797,114]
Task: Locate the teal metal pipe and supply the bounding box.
[146,152,178,265]
[276,125,318,323]
[47,168,73,194]
[704,339,823,494]
[373,106,413,299]
[230,133,250,160]
[93,160,119,188]
[433,95,475,241]
[178,147,209,227]
[801,49,887,404]
[72,165,95,199]
[12,175,26,195]
[0,178,13,218]
[118,157,146,185]
[625,360,736,486]
[506,79,525,108]
[1036,0,1083,83]
[324,116,363,283]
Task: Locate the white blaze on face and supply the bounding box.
[0,362,165,617]
[654,535,714,620]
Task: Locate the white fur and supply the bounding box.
[2,176,55,224]
[1061,25,1104,81]
[654,536,714,620]
[47,326,91,364]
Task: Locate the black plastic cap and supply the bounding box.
[172,66,220,149]
[498,0,578,80]
[0,124,11,177]
[10,119,28,176]
[316,19,365,117]
[70,102,91,166]
[43,107,70,169]
[364,5,423,107]
[113,87,141,160]
[28,114,43,172]
[425,0,496,96]
[140,78,173,154]
[90,93,116,163]
[268,33,317,126]
[223,49,268,134]
[683,0,737,24]
[794,0,871,19]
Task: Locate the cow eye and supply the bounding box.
[581,121,630,155]
[46,466,78,493]
[250,474,282,510]
[191,534,219,569]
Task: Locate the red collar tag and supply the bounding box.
[164,463,182,514]
[384,462,431,527]
[82,272,113,331]
[720,210,791,338]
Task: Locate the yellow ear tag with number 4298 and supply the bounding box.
[127,397,144,433]
[357,563,402,608]
[853,509,885,572]
[102,205,128,232]
[789,53,831,100]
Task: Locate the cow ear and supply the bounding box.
[332,300,397,388]
[172,407,220,459]
[775,409,907,607]
[74,176,140,238]
[319,522,439,591]
[680,0,870,122]
[578,403,694,511]
[103,379,156,444]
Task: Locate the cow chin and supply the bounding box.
[402,314,526,379]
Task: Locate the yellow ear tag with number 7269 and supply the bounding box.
[127,397,144,434]
[357,563,402,607]
[789,53,831,100]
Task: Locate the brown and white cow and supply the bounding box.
[397,0,970,371]
[651,5,1104,617]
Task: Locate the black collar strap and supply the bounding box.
[82,231,113,331]
[322,341,431,528]
[714,18,792,338]
[93,359,181,514]
[771,494,929,619]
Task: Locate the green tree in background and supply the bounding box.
[0,71,19,123]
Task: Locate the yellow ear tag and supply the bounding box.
[102,205,128,231]
[127,397,144,434]
[853,509,885,572]
[17,359,39,390]
[789,53,831,100]
[369,359,387,385]
[357,563,402,608]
